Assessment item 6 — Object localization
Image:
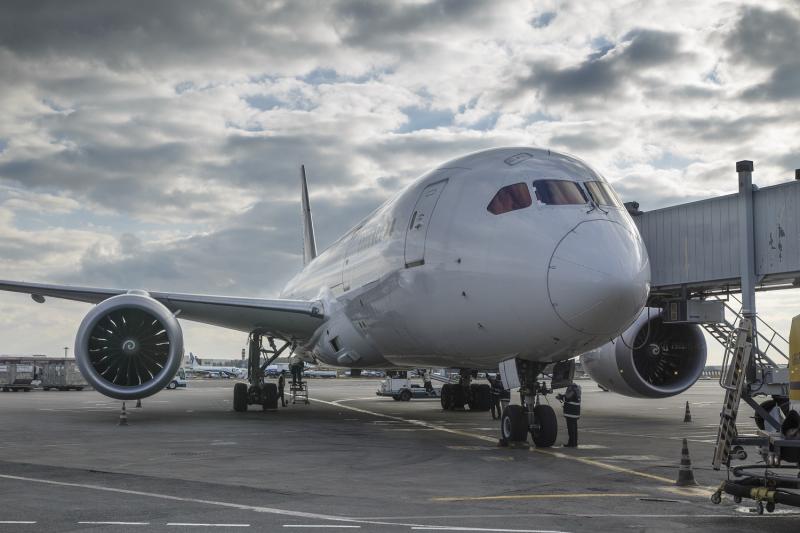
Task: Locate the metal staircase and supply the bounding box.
[702,293,789,369]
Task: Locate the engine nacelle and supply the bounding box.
[580,308,706,398]
[74,293,184,400]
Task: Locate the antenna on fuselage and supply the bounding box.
[300,164,317,266]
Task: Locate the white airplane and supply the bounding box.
[0,147,708,446]
[185,352,245,378]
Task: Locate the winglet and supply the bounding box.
[300,164,317,265]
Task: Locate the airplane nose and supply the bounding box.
[547,220,650,336]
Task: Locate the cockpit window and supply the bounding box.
[584,181,622,207]
[531,180,588,205]
[487,183,532,215]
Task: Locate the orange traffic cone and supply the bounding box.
[676,438,697,486]
[684,401,692,423]
[118,402,128,426]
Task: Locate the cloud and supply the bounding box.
[723,5,800,67]
[515,29,687,105]
[722,6,800,101]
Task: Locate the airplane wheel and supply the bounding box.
[468,383,491,411]
[400,389,412,402]
[440,384,452,410]
[754,398,790,430]
[450,385,466,409]
[262,383,278,410]
[531,404,557,448]
[233,383,248,412]
[501,405,528,442]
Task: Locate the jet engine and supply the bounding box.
[74,292,184,400]
[580,308,706,398]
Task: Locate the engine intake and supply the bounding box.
[580,308,706,398]
[75,293,184,400]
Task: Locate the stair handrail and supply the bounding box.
[711,295,788,364]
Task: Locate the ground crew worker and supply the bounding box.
[278,370,287,407]
[490,374,504,420]
[557,383,581,447]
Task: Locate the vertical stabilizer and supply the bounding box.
[300,165,317,265]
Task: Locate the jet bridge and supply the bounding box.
[633,167,800,297]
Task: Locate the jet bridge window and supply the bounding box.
[487,182,532,215]
[531,179,588,205]
[584,181,623,207]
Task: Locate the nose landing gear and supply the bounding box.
[498,360,558,448]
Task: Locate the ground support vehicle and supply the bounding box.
[165,368,188,390]
[377,377,439,401]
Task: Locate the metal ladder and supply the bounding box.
[712,317,754,470]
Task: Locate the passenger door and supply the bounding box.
[404,178,448,268]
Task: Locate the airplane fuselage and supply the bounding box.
[281,148,650,370]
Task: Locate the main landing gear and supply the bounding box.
[499,360,557,448]
[233,331,292,412]
[440,369,492,411]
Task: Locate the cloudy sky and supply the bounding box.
[1,0,798,362]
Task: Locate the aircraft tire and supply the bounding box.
[468,383,491,411]
[233,382,248,412]
[440,384,452,410]
[531,404,557,448]
[501,405,527,442]
[450,385,466,409]
[754,398,790,430]
[262,383,279,410]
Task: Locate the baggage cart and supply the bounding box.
[39,359,87,391]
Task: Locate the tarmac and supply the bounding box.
[0,377,797,532]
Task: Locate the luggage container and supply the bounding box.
[0,361,35,391]
[39,359,87,391]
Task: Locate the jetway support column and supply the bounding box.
[737,160,757,322]
[737,161,758,382]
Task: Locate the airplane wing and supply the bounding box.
[0,280,324,341]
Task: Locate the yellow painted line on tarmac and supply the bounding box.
[432,493,644,502]
[311,397,693,490]
[530,449,675,484]
[312,398,498,444]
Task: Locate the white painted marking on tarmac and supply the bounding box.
[167,522,250,527]
[0,521,36,524]
[0,473,478,530]
[331,398,376,404]
[411,526,568,533]
[0,474,360,523]
[283,526,361,529]
[78,522,150,525]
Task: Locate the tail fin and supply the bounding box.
[300,164,317,265]
[189,352,200,366]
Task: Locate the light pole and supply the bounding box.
[64,346,68,360]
